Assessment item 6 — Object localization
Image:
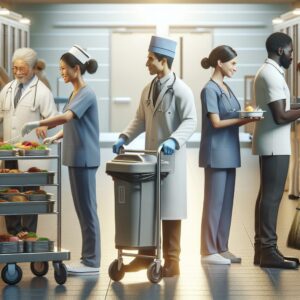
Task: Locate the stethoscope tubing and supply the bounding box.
[147,72,176,109]
[3,79,39,111]
[209,79,240,112]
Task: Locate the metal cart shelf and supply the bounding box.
[0,144,70,285]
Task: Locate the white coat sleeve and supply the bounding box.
[0,86,6,123]
[37,84,58,119]
[170,82,197,149]
[121,88,147,144]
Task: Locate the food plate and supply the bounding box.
[18,148,50,156]
[238,111,265,118]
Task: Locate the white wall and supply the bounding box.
[11,3,290,132]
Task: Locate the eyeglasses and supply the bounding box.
[12,66,29,74]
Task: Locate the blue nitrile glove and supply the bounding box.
[162,139,176,155]
[113,137,125,154]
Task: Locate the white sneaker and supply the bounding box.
[220,251,242,263]
[66,262,100,275]
[201,253,231,265]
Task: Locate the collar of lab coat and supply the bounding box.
[12,75,39,106]
[157,71,173,86]
[152,72,175,113]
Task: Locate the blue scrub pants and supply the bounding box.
[68,167,101,268]
[201,167,236,255]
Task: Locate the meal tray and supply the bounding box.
[0,193,52,202]
[27,193,52,201]
[0,150,17,157]
[0,172,55,185]
[18,149,50,156]
[0,241,24,254]
[24,240,54,253]
[0,201,55,214]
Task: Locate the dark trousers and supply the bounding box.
[4,160,38,235]
[254,155,289,250]
[140,220,181,262]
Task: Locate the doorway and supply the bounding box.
[110,31,212,132]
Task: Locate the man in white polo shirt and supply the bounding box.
[253,32,300,269]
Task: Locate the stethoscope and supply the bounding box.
[3,79,39,111]
[210,79,240,112]
[146,72,176,111]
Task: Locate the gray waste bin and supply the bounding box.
[106,152,172,249]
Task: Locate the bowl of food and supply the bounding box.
[238,105,265,118]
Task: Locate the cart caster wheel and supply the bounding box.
[108,259,125,282]
[31,262,49,277]
[1,264,23,285]
[147,262,162,284]
[54,263,67,285]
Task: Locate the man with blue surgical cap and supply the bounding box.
[113,35,197,277]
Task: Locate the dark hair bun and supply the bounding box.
[86,59,98,74]
[201,57,210,69]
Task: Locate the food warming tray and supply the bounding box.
[0,150,17,157]
[0,193,52,202]
[18,149,50,156]
[0,172,55,185]
[24,240,54,253]
[0,241,24,254]
[0,201,55,214]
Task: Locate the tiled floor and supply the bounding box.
[1,147,300,299]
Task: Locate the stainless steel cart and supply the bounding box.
[106,146,172,284]
[0,143,70,285]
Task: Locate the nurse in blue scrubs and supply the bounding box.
[21,45,101,275]
[199,45,259,265]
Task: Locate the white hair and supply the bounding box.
[12,48,37,68]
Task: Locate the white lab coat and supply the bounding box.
[0,75,58,170]
[122,73,197,219]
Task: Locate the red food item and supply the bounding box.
[27,167,41,173]
[0,234,11,242]
[22,141,39,148]
[7,188,20,193]
[9,236,19,242]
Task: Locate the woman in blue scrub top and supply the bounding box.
[199,45,259,265]
[21,45,101,275]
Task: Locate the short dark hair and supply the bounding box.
[266,32,292,54]
[60,53,98,75]
[201,45,237,69]
[153,52,174,69]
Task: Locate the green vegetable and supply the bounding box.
[34,145,47,150]
[0,144,14,150]
[26,232,37,238]
[37,237,49,241]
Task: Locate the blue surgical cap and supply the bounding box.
[148,36,177,58]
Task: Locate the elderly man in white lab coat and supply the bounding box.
[0,48,57,236]
[113,36,197,277]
